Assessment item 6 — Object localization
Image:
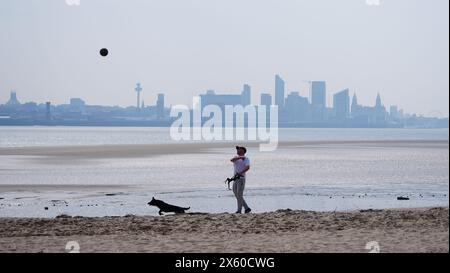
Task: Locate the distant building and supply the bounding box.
[199,88,252,126]
[200,88,249,110]
[275,75,285,109]
[135,83,142,109]
[285,92,310,122]
[260,93,272,107]
[20,102,38,114]
[6,91,20,106]
[310,81,326,121]
[351,93,388,126]
[156,93,165,119]
[375,93,382,108]
[258,93,272,125]
[311,81,326,107]
[70,98,85,109]
[333,89,350,121]
[351,93,362,118]
[241,84,251,106]
[351,94,374,125]
[46,102,51,120]
[373,93,387,125]
[390,105,399,119]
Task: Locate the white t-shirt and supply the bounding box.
[233,156,250,178]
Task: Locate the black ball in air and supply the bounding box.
[100,48,109,57]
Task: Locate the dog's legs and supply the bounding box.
[158,210,163,216]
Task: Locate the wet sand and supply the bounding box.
[0,207,447,253]
[0,184,128,193]
[0,140,447,159]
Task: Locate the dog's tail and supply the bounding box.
[184,207,190,210]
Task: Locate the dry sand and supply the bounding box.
[0,207,447,253]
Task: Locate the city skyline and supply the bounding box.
[1,76,447,120]
[1,73,448,119]
[0,0,448,117]
[1,74,448,129]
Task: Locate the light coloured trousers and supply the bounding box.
[232,177,249,212]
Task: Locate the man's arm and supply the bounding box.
[238,165,250,176]
[230,156,246,163]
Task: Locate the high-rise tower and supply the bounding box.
[6,91,20,106]
[135,83,142,109]
[275,75,285,108]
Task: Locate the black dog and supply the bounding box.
[224,173,242,190]
[147,197,190,215]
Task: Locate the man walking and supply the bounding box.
[230,146,252,214]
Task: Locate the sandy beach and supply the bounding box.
[0,207,447,253]
[1,139,448,252]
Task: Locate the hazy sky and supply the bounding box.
[0,0,448,117]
